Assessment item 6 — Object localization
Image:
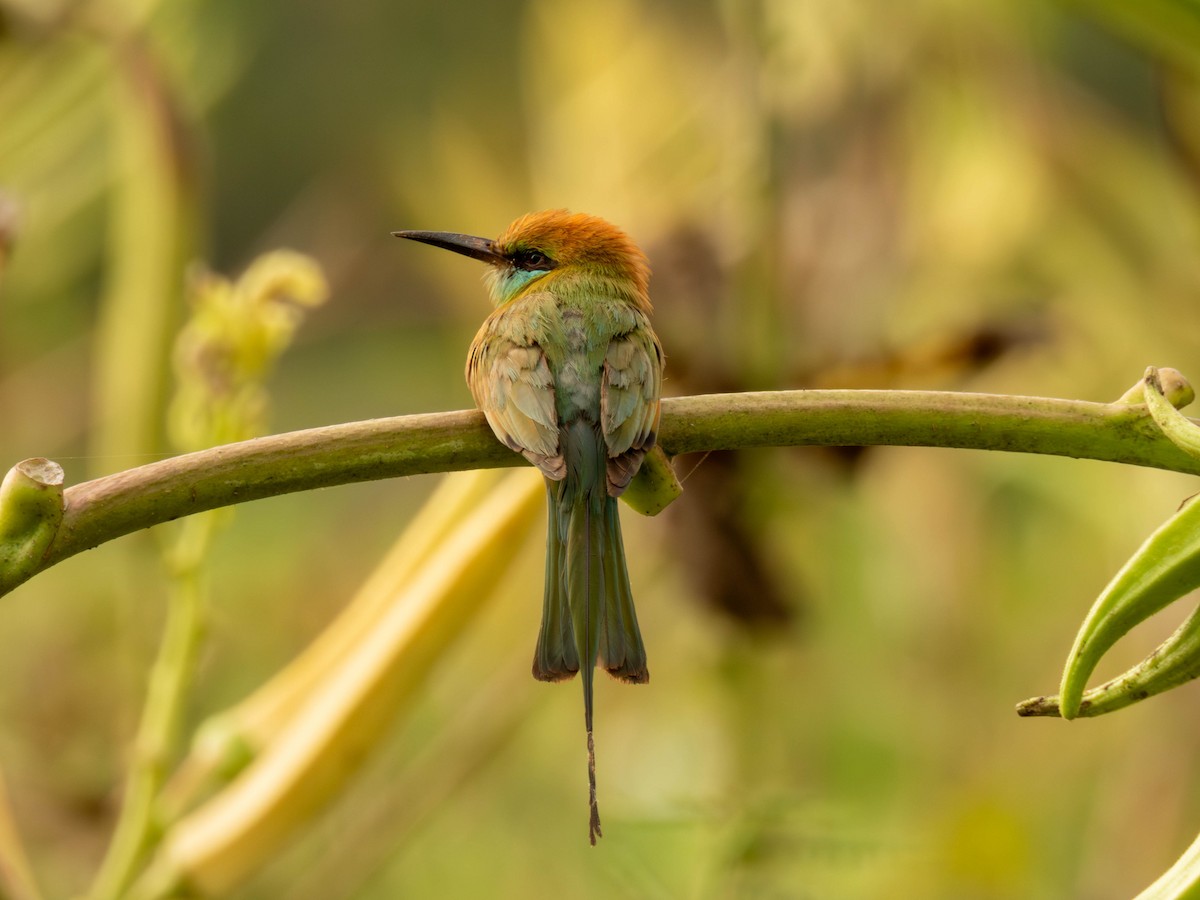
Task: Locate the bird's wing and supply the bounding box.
[466,318,565,480]
[601,317,663,494]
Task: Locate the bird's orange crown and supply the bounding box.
[493,210,651,311]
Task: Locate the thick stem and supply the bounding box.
[4,388,1199,601]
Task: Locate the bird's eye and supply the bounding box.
[511,249,553,271]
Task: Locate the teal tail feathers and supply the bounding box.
[532,421,649,844]
[532,486,648,684]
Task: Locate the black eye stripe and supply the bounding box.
[509,249,554,271]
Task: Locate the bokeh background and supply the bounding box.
[4,0,1200,896]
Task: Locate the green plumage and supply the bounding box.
[395,209,663,845]
[535,417,649,684]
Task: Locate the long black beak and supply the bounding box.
[392,230,503,265]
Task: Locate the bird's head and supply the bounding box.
[394,209,650,311]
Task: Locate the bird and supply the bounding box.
[394,210,663,844]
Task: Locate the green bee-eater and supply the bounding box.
[395,210,663,843]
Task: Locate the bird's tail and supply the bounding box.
[532,421,649,844]
[532,487,649,684]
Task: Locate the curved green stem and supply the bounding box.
[1135,829,1200,899]
[4,386,1200,601]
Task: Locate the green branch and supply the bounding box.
[3,383,1199,601]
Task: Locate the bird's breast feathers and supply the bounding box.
[467,289,662,483]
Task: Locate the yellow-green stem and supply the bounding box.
[5,382,1200,601]
[88,513,216,899]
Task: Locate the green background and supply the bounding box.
[3,0,1200,896]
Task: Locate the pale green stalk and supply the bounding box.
[158,469,510,819]
[125,470,543,898]
[89,39,195,477]
[89,512,219,900]
[89,243,326,894]
[1135,830,1200,899]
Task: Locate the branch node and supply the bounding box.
[0,458,65,592]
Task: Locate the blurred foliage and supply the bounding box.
[83,249,329,899]
[3,0,1200,897]
[169,251,328,451]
